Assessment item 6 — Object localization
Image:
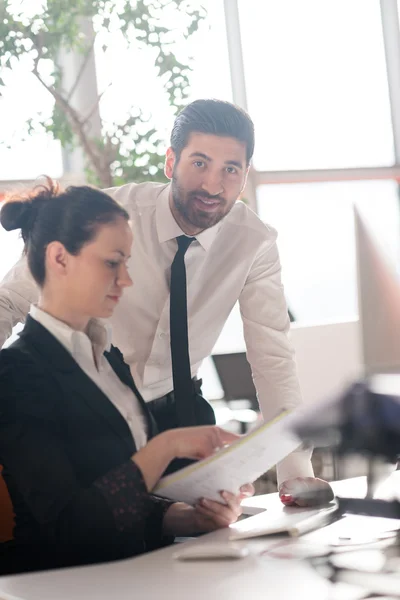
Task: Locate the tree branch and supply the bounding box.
[31,66,111,186]
[81,82,112,128]
[27,28,113,186]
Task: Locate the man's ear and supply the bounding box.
[45,241,69,276]
[164,147,176,180]
[240,166,251,196]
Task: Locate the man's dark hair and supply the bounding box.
[170,99,255,165]
[0,178,129,286]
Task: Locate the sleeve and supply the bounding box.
[238,233,314,485]
[0,256,39,348]
[93,462,173,540]
[0,353,173,561]
[145,496,175,550]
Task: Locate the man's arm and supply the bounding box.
[0,255,38,347]
[239,233,314,486]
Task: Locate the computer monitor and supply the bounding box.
[355,205,400,375]
[211,352,259,411]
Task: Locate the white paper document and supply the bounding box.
[153,410,301,505]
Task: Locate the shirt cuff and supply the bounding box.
[94,460,153,533]
[276,446,314,487]
[145,496,175,550]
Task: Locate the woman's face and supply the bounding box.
[55,216,133,323]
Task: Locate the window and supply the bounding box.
[0,65,63,180]
[187,0,232,102]
[239,0,394,171]
[257,180,400,324]
[95,0,232,148]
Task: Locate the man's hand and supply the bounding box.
[278,477,334,507]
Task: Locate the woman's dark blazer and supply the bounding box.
[0,315,173,573]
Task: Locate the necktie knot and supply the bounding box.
[177,235,194,255]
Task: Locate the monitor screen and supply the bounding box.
[355,206,400,375]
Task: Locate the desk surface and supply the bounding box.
[0,474,398,600]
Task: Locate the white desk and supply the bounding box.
[0,474,398,600]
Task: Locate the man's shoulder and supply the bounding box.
[225,201,278,242]
[103,181,169,212]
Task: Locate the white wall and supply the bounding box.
[200,302,362,406]
[290,319,362,405]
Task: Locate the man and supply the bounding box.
[0,99,331,506]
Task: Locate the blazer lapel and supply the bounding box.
[104,346,158,439]
[19,316,136,454]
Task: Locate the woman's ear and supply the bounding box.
[45,241,69,276]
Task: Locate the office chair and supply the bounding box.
[0,466,14,542]
[211,352,259,433]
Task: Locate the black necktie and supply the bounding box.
[170,235,196,427]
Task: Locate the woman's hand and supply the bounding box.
[163,425,240,461]
[133,426,240,491]
[239,482,255,500]
[193,490,243,531]
[163,490,245,536]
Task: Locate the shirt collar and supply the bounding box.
[155,183,221,252]
[29,305,112,362]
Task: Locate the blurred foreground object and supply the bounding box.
[290,375,400,518]
[292,376,400,463]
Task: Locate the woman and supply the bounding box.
[0,180,244,574]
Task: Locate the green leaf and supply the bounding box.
[1,0,207,185]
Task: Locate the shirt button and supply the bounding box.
[159,332,167,339]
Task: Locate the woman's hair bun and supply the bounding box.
[0,177,60,237]
[0,200,36,232]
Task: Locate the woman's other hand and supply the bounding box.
[193,490,244,531]
[164,425,240,461]
[163,490,245,536]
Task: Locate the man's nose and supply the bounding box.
[201,171,224,196]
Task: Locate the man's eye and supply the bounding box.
[226,166,237,174]
[193,161,204,168]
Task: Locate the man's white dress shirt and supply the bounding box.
[29,305,148,450]
[0,182,313,483]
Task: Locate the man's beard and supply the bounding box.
[171,176,226,231]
